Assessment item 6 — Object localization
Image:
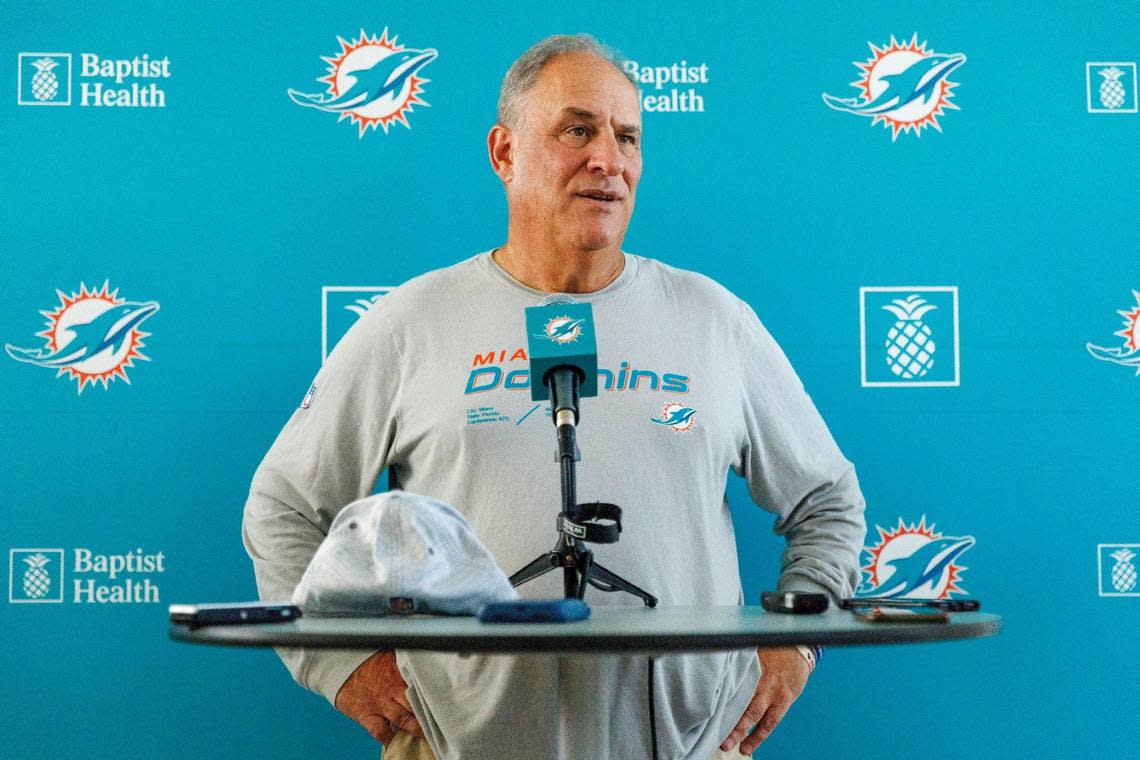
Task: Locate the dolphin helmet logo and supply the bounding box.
[858,516,974,599]
[5,281,159,393]
[823,34,965,140]
[1086,290,1140,375]
[651,402,697,432]
[289,28,436,137]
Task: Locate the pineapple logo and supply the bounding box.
[858,517,975,599]
[9,548,65,603]
[288,28,437,137]
[882,295,937,379]
[1098,67,1127,109]
[822,34,965,140]
[1098,544,1140,597]
[1086,290,1140,375]
[1086,62,1137,113]
[30,58,60,100]
[861,286,959,387]
[5,281,160,394]
[17,52,72,106]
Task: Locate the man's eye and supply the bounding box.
[567,126,588,136]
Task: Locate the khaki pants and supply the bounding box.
[382,731,750,759]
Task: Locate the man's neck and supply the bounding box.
[492,241,625,294]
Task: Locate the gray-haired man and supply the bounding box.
[243,34,865,759]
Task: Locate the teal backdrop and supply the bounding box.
[3,1,1138,758]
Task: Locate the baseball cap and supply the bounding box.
[293,490,519,616]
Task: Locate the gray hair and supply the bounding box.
[497,34,637,128]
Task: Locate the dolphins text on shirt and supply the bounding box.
[464,347,690,395]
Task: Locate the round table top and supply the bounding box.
[169,604,1001,654]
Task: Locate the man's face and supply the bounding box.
[506,53,642,252]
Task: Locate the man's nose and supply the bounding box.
[586,132,624,176]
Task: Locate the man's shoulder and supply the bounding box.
[633,254,747,311]
[369,254,485,318]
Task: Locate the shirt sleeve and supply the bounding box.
[731,299,867,600]
[240,304,403,706]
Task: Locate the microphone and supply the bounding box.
[525,295,598,428]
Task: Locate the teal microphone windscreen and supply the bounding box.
[524,296,598,402]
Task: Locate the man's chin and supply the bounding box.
[569,225,627,252]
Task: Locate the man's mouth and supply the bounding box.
[576,190,620,203]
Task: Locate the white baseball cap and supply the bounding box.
[293,490,519,616]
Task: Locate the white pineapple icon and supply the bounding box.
[882,295,938,379]
[1110,548,1137,593]
[1097,67,1127,110]
[29,57,61,102]
[21,553,53,598]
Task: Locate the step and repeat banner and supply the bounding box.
[3,2,1137,758]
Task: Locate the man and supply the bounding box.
[242,34,865,759]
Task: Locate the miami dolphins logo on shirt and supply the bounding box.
[651,402,697,432]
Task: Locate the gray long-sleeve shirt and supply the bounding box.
[241,250,866,759]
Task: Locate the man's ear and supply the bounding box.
[487,124,514,183]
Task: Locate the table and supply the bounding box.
[170,604,1001,653]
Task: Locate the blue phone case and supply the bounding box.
[478,599,590,623]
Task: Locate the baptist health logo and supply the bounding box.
[9,549,64,602]
[289,28,436,137]
[861,287,959,387]
[10,547,164,604]
[622,59,708,113]
[1098,544,1139,597]
[18,51,170,107]
[823,34,964,140]
[1086,62,1137,113]
[17,53,71,105]
[322,286,394,361]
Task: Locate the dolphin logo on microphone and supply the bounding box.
[536,316,585,344]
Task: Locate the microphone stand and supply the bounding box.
[508,367,657,606]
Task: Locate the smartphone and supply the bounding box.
[478,599,590,623]
[760,591,830,615]
[168,601,301,628]
[840,597,980,612]
[852,606,949,624]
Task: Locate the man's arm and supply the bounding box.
[732,299,866,599]
[241,304,403,706]
[721,299,867,754]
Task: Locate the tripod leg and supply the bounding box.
[564,561,579,598]
[509,552,562,588]
[587,561,659,607]
[575,550,593,601]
